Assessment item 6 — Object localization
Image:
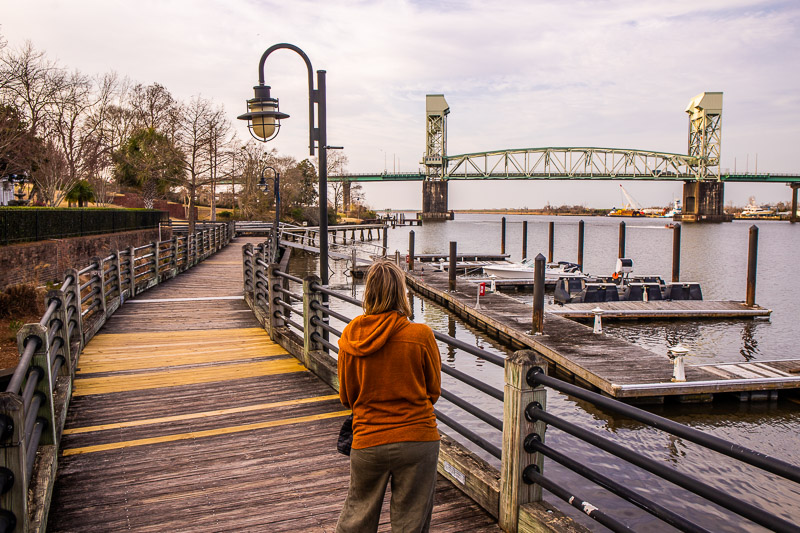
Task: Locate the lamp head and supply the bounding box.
[237,84,290,142]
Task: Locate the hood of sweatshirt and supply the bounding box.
[339,311,409,357]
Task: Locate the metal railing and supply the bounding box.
[242,240,800,533]
[0,221,234,533]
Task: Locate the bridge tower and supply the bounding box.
[677,92,732,222]
[420,94,454,220]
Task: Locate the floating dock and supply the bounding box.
[406,268,799,403]
[549,300,771,320]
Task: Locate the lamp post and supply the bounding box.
[258,166,280,258]
[238,43,333,286]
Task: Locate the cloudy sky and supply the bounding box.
[2,0,799,210]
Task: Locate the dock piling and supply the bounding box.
[532,254,545,335]
[501,217,506,255]
[382,226,388,256]
[618,221,626,258]
[746,225,758,306]
[449,241,457,291]
[672,223,681,282]
[547,222,554,263]
[522,220,528,260]
[577,220,584,271]
[408,230,415,271]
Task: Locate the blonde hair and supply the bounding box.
[362,260,413,317]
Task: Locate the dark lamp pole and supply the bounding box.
[259,166,281,256]
[238,42,331,286]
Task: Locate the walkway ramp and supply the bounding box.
[47,237,499,532]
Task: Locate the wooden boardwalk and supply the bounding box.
[47,237,500,532]
[407,269,800,402]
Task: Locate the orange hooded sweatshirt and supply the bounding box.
[338,311,441,450]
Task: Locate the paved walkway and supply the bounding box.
[47,237,500,532]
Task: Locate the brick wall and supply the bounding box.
[112,194,195,220]
[0,228,171,289]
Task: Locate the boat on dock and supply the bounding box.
[482,258,585,282]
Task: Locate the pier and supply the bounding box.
[406,267,799,403]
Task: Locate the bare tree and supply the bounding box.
[316,151,348,215]
[205,106,230,221]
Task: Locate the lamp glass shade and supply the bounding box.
[249,100,277,140]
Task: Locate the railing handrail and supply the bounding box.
[242,238,800,533]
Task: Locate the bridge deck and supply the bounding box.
[47,237,500,532]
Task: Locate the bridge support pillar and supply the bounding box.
[675,180,733,222]
[420,180,453,220]
[790,184,798,223]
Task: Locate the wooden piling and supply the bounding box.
[791,184,798,223]
[499,351,548,532]
[449,241,457,291]
[501,217,507,255]
[522,221,528,260]
[746,225,758,307]
[408,230,415,271]
[577,220,584,271]
[382,226,388,256]
[547,222,554,263]
[531,254,545,334]
[618,221,626,258]
[672,223,681,282]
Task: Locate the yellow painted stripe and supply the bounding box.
[84,327,267,345]
[63,394,340,435]
[62,410,351,456]
[77,344,289,373]
[73,359,306,396]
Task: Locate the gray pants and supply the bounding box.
[336,440,440,533]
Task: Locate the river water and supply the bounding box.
[286,214,800,532]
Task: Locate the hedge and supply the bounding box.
[0,208,168,245]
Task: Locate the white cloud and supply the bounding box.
[2,0,798,209]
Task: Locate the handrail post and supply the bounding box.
[90,256,107,319]
[254,245,268,309]
[45,289,72,376]
[171,235,179,274]
[500,350,548,532]
[0,392,28,531]
[267,263,282,336]
[113,250,124,305]
[16,324,56,446]
[243,243,254,299]
[152,241,160,284]
[64,268,84,352]
[303,275,324,368]
[127,246,136,298]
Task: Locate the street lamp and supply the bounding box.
[258,166,280,257]
[238,43,332,286]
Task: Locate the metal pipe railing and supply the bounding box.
[529,370,800,485]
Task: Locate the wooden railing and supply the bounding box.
[0,221,234,533]
[242,241,800,533]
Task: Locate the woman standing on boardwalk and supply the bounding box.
[336,260,442,532]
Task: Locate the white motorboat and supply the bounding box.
[483,259,586,282]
